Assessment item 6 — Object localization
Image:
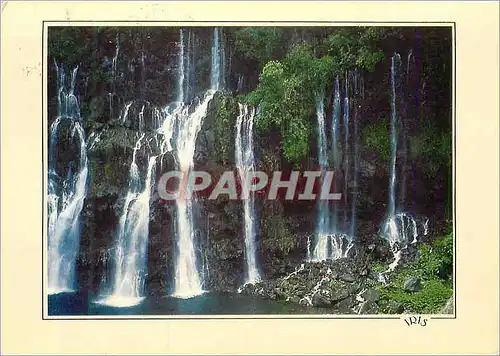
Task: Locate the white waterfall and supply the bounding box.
[381,53,405,272]
[211,27,224,91]
[331,75,341,233]
[178,29,185,103]
[48,64,88,294]
[311,95,331,261]
[168,27,222,298]
[383,212,429,273]
[381,54,429,273]
[235,103,261,284]
[112,34,120,85]
[387,54,400,220]
[99,148,158,307]
[309,78,355,262]
[171,91,216,298]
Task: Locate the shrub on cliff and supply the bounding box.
[362,119,391,160]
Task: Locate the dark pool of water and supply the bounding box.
[48,292,332,316]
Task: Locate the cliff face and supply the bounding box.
[49,27,452,311]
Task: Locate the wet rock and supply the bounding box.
[404,277,422,292]
[374,240,393,262]
[299,296,312,307]
[338,272,356,283]
[88,96,110,123]
[239,283,256,294]
[288,296,300,303]
[312,292,331,308]
[207,238,243,260]
[386,300,404,314]
[359,266,369,276]
[336,296,358,311]
[330,288,350,303]
[359,158,376,178]
[359,301,380,314]
[361,288,381,302]
[348,282,363,295]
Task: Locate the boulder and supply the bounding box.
[404,276,422,292]
[361,288,381,302]
[359,301,380,314]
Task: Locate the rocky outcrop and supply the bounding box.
[239,257,379,314]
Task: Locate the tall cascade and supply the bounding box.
[98,133,159,307]
[170,92,215,298]
[310,94,331,261]
[98,43,169,306]
[108,34,120,117]
[169,28,221,298]
[309,73,359,262]
[177,29,186,103]
[211,27,225,91]
[48,64,89,294]
[330,76,342,234]
[235,103,261,284]
[175,29,197,103]
[381,53,429,273]
[387,55,400,222]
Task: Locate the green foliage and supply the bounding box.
[433,232,454,276]
[375,233,453,314]
[410,120,447,160]
[416,234,453,280]
[213,94,238,164]
[104,163,112,178]
[246,45,333,163]
[379,279,452,314]
[410,120,452,177]
[363,119,391,160]
[323,28,386,72]
[92,67,113,84]
[371,263,388,273]
[233,27,285,66]
[243,27,390,163]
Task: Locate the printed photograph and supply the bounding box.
[46,25,453,316]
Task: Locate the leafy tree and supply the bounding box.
[246,45,333,163]
[232,27,286,66]
[241,27,392,163]
[323,27,386,72]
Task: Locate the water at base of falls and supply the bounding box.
[50,291,334,315]
[381,212,429,272]
[308,233,354,262]
[95,295,145,308]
